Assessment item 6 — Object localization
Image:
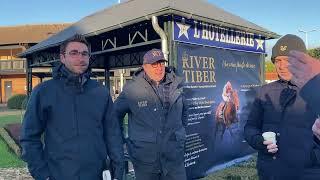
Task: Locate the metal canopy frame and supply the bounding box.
[25,17,172,96]
[25,11,271,97]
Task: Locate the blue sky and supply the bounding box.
[208,0,320,58]
[1,0,319,58]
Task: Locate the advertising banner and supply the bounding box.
[176,43,262,179]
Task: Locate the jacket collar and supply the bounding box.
[134,66,182,86]
[52,63,90,89]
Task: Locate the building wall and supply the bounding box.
[265,72,278,84]
[0,75,41,103]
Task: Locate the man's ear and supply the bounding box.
[60,54,65,64]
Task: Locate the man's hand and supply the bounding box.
[288,50,320,88]
[263,140,278,153]
[312,118,320,141]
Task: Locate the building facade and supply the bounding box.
[0,24,70,103]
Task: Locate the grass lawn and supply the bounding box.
[0,114,25,168]
[0,138,25,168]
[203,156,258,179]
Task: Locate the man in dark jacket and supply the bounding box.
[112,49,187,180]
[288,50,320,179]
[20,34,124,180]
[244,34,320,180]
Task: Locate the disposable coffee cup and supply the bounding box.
[262,131,277,144]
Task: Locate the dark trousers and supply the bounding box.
[133,163,186,180]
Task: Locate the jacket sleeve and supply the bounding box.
[311,136,320,166]
[20,86,50,180]
[300,74,320,115]
[300,74,320,165]
[244,88,267,152]
[113,89,130,135]
[104,94,125,180]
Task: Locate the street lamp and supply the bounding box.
[298,29,317,49]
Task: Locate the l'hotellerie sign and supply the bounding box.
[173,16,266,53]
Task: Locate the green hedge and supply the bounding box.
[7,94,27,110]
[265,61,276,73]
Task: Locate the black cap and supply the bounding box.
[271,34,306,63]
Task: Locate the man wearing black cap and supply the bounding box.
[244,34,320,180]
[112,49,187,180]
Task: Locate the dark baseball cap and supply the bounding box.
[271,34,306,63]
[143,49,167,64]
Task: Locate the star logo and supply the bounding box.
[256,39,265,50]
[176,22,190,39]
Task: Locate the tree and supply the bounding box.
[265,61,276,73]
[308,48,320,59]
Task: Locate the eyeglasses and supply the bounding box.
[66,50,90,58]
[151,61,165,68]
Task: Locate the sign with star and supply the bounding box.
[173,15,266,53]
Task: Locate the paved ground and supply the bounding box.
[0,168,32,180]
[0,104,22,116]
[0,104,31,180]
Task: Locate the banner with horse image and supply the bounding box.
[176,43,263,179]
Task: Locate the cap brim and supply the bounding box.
[143,59,167,64]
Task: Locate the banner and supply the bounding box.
[176,43,263,179]
[173,15,266,53]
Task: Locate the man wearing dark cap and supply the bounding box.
[112,49,187,180]
[244,34,320,180]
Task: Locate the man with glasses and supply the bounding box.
[112,49,187,180]
[20,34,124,180]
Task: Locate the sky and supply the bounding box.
[0,0,319,59]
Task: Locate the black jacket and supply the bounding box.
[112,67,186,175]
[300,74,320,115]
[300,74,320,179]
[244,79,320,179]
[20,64,124,180]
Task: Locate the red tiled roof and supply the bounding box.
[0,24,71,45]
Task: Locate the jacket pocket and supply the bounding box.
[175,127,186,149]
[164,128,186,162]
[52,126,77,143]
[127,139,158,164]
[130,130,156,143]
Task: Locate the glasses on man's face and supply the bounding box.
[151,61,165,68]
[66,50,90,58]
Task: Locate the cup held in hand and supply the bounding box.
[262,131,277,144]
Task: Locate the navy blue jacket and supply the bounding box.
[112,67,186,174]
[20,64,124,180]
[300,74,320,179]
[301,74,320,116]
[244,80,319,179]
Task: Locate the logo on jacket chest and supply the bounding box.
[137,100,148,108]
